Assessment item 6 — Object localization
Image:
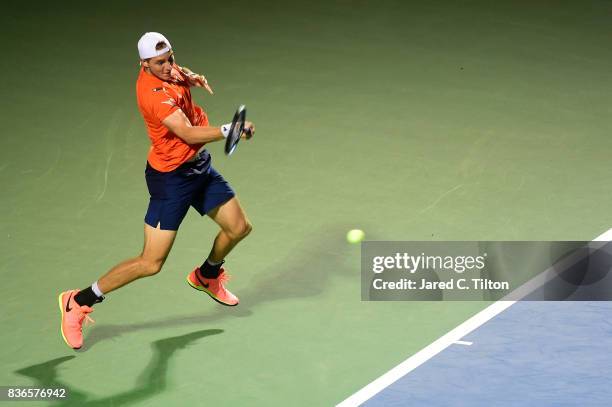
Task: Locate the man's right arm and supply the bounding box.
[162,109,224,144]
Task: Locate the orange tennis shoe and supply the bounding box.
[58,290,94,349]
[186,268,239,306]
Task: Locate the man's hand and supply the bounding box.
[242,121,255,139]
[179,65,214,95]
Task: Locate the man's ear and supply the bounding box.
[141,59,149,68]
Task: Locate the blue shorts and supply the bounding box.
[144,151,235,231]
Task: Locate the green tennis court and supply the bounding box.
[1,0,611,405]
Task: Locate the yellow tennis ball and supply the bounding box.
[346,229,365,244]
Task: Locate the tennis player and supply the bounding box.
[58,32,255,349]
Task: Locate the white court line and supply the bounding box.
[594,229,612,241]
[453,340,473,346]
[336,228,612,407]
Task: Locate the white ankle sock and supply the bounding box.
[206,258,224,266]
[92,281,105,298]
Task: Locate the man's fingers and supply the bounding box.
[198,75,214,94]
[180,67,214,94]
[244,125,255,139]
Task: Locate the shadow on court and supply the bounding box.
[14,329,222,406]
[13,225,356,405]
[82,224,359,350]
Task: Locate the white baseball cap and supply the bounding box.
[137,32,172,60]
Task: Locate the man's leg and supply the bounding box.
[97,224,177,294]
[59,223,176,349]
[205,197,252,264]
[186,197,251,306]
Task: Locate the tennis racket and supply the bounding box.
[225,105,250,156]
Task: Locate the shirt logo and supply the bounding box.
[161,99,176,107]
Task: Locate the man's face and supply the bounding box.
[142,51,175,81]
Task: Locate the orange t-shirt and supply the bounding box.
[136,65,209,172]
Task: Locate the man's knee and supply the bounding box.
[244,220,253,237]
[227,220,252,241]
[139,257,165,277]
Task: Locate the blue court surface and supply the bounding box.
[338,232,612,407]
[364,301,611,406]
